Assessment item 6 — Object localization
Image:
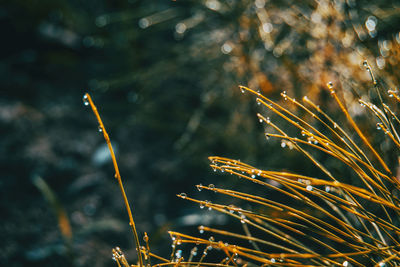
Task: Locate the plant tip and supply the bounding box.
[196,184,203,191]
[82,94,89,106]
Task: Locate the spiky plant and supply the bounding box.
[172,63,400,267]
[85,59,400,266]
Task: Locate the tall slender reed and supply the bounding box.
[83,93,143,267]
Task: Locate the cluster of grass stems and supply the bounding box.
[84,60,400,266]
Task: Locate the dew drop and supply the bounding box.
[98,125,103,132]
[175,249,182,259]
[196,184,203,191]
[325,186,331,193]
[281,141,286,148]
[208,184,215,190]
[266,117,271,123]
[259,118,263,123]
[282,91,287,100]
[179,193,187,199]
[306,185,313,191]
[199,202,205,209]
[376,123,382,130]
[233,253,239,261]
[343,260,349,267]
[205,200,212,210]
[190,247,198,256]
[271,258,276,263]
[82,94,89,106]
[228,204,235,213]
[288,142,294,150]
[199,225,205,234]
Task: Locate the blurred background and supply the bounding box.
[1,0,399,266]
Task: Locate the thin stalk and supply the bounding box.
[84,93,143,267]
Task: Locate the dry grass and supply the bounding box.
[84,60,400,266]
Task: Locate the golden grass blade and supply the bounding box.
[254,87,396,234]
[92,72,400,266]
[327,83,391,174]
[388,89,400,103]
[84,93,143,267]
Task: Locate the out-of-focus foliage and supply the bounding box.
[1,0,399,266]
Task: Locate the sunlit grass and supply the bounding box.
[85,59,400,266]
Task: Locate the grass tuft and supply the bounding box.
[85,61,400,266]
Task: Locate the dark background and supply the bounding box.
[1,0,399,266]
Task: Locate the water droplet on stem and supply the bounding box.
[83,94,89,106]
